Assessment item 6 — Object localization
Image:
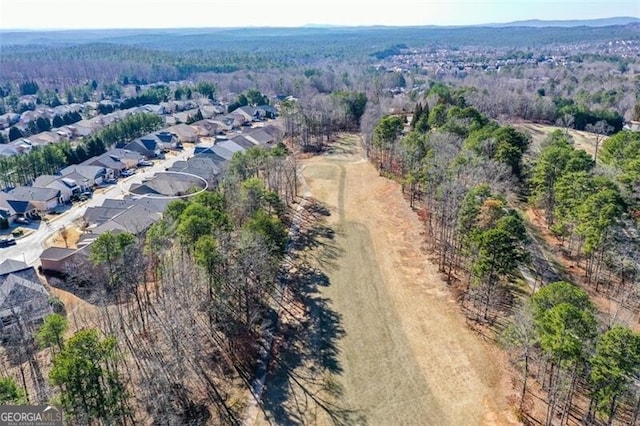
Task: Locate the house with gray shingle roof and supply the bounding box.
[229,134,259,149]
[39,245,92,276]
[242,128,276,146]
[0,192,17,224]
[168,157,222,187]
[33,175,81,202]
[167,123,198,143]
[81,149,142,177]
[128,173,204,198]
[0,259,53,338]
[59,164,105,189]
[217,140,246,154]
[7,186,61,214]
[124,138,162,159]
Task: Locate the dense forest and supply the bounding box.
[1,21,640,425]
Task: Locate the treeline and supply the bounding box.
[530,130,639,291]
[554,98,624,132]
[366,95,640,424]
[281,91,368,151]
[367,96,531,319]
[0,112,163,188]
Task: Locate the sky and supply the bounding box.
[0,0,638,30]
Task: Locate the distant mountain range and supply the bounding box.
[479,16,640,28]
[1,17,639,50]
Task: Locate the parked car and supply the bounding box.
[137,160,153,167]
[15,216,30,225]
[121,169,134,177]
[104,178,117,184]
[0,237,16,247]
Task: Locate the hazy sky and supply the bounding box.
[0,0,638,30]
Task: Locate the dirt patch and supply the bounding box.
[45,225,83,249]
[255,135,519,425]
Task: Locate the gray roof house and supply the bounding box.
[89,204,162,235]
[7,186,61,214]
[242,128,276,146]
[39,245,91,276]
[82,149,142,175]
[233,106,259,122]
[129,173,205,197]
[33,175,81,202]
[168,157,222,187]
[0,259,53,338]
[124,138,162,159]
[60,164,106,187]
[217,140,246,155]
[229,134,259,149]
[167,123,198,143]
[0,192,18,223]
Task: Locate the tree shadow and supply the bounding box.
[43,273,115,307]
[257,200,366,425]
[289,199,345,273]
[259,264,365,425]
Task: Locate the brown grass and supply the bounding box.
[510,121,605,157]
[253,134,519,425]
[46,225,83,249]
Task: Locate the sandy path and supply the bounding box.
[255,135,518,425]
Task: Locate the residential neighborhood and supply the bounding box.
[0,100,283,338]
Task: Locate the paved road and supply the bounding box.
[0,146,194,266]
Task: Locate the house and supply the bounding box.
[191,119,227,137]
[157,131,179,150]
[128,173,204,197]
[7,186,61,214]
[124,138,162,159]
[60,164,106,188]
[33,175,81,202]
[0,113,20,130]
[233,106,259,122]
[229,134,258,149]
[217,140,246,155]
[83,197,170,234]
[39,246,90,276]
[167,123,198,143]
[0,259,53,338]
[193,143,235,165]
[255,105,278,119]
[242,128,277,146]
[66,124,93,138]
[222,113,247,129]
[81,149,141,177]
[198,105,221,119]
[29,131,61,146]
[0,193,18,224]
[168,157,222,187]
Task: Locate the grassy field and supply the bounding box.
[253,135,518,425]
[510,121,604,157]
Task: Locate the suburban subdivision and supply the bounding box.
[1,13,640,426]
